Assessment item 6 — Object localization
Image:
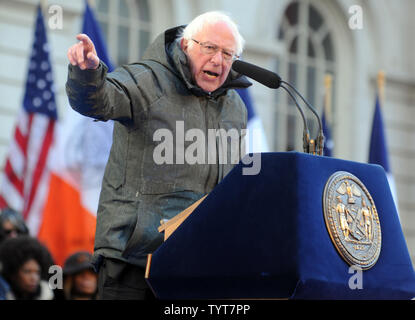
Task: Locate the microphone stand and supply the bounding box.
[280,80,325,156]
[280,84,311,154]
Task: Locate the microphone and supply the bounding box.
[232,60,325,155]
[232,60,281,89]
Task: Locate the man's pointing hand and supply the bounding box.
[67,34,99,70]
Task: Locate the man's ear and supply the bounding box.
[181,38,188,52]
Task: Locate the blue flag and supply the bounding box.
[322,108,333,157]
[236,88,255,123]
[369,95,399,211]
[82,0,114,71]
[236,88,269,153]
[369,96,390,172]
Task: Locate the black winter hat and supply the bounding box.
[63,251,94,275]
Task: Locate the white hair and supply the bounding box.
[180,11,245,56]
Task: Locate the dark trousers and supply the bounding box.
[97,258,156,300]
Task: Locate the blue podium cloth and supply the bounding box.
[146,152,415,299]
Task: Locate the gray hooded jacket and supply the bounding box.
[66,26,252,269]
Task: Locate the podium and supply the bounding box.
[145,153,415,299]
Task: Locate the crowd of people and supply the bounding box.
[0,208,98,300]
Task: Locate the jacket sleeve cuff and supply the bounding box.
[68,60,108,85]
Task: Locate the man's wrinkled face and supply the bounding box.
[181,22,237,93]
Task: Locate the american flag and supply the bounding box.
[0,5,58,235]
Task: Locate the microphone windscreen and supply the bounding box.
[232,60,281,89]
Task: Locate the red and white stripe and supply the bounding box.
[0,110,56,236]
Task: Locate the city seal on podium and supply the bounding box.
[323,171,381,270]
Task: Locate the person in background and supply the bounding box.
[0,236,54,300]
[0,208,30,299]
[0,208,29,243]
[62,251,98,300]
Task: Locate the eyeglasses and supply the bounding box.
[3,228,18,236]
[191,39,239,61]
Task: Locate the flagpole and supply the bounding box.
[324,74,333,125]
[377,70,385,105]
[40,0,48,10]
[87,0,96,8]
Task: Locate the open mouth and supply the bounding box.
[203,70,220,78]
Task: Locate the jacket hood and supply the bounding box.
[141,26,252,98]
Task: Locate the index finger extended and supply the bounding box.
[76,33,93,48]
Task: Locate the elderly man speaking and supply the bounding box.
[66,11,251,300]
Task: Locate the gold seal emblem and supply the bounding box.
[323,171,381,270]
